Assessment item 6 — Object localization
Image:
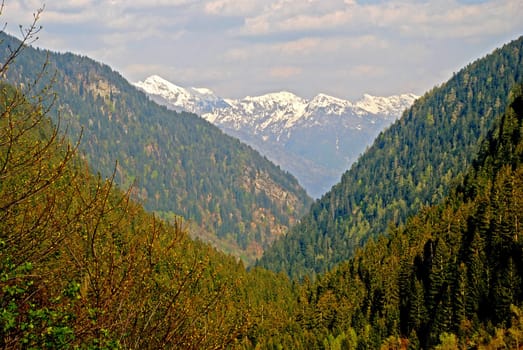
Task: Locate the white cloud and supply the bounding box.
[204,0,265,16]
[239,1,352,36]
[235,0,521,42]
[269,66,302,79]
[2,0,522,100]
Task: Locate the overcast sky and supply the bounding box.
[4,0,523,100]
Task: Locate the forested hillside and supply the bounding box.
[4,10,523,350]
[267,84,523,349]
[0,33,300,347]
[0,32,311,264]
[259,35,523,280]
[4,57,523,348]
[0,78,244,348]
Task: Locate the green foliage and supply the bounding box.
[259,35,523,280]
[263,84,523,349]
[5,7,523,350]
[0,62,252,348]
[0,41,310,349]
[0,31,312,265]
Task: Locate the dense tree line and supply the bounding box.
[234,83,523,349]
[259,35,523,280]
[273,84,523,349]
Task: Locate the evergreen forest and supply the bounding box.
[3,7,523,350]
[259,35,523,280]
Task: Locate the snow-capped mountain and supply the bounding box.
[134,75,417,198]
[133,75,229,114]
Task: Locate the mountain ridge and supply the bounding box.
[5,22,523,348]
[258,35,523,280]
[0,31,312,265]
[135,75,417,197]
[134,74,416,128]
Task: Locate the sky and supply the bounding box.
[3,0,523,100]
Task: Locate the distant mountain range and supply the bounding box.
[134,75,417,198]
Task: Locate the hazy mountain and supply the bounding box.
[135,75,417,198]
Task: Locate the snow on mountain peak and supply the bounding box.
[245,91,305,105]
[134,75,419,197]
[355,93,417,116]
[135,75,185,96]
[133,74,418,134]
[133,75,227,114]
[310,93,353,108]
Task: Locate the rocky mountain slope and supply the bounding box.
[0,32,312,265]
[135,75,417,197]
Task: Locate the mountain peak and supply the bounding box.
[134,75,418,197]
[310,93,353,107]
[245,91,305,105]
[134,75,186,101]
[145,74,172,84]
[355,93,418,116]
[133,75,227,114]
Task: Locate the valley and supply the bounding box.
[2,3,523,348]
